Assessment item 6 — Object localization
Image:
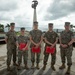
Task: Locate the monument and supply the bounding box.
[32,0,38,24]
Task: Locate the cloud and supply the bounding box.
[0,0,18,11]
[13,15,32,27]
[0,0,75,29]
[44,0,75,20]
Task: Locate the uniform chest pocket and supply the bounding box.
[32,34,36,39]
[37,33,41,38]
[65,33,71,39]
[47,34,53,39]
[9,35,13,39]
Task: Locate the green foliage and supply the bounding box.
[0,24,4,32]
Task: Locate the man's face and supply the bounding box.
[21,30,25,35]
[10,25,15,30]
[65,25,70,30]
[34,24,38,29]
[49,25,53,30]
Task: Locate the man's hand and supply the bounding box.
[50,44,55,48]
[63,44,68,48]
[35,43,40,48]
[61,44,63,47]
[22,47,27,51]
[61,44,68,48]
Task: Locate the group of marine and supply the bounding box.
[5,21,75,75]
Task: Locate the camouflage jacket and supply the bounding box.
[6,30,16,44]
[30,29,42,47]
[6,30,17,49]
[44,31,58,46]
[60,30,74,44]
[17,35,29,44]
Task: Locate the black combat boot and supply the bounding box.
[65,66,71,75]
[17,64,21,70]
[36,63,40,69]
[24,63,29,70]
[31,62,34,69]
[13,62,18,66]
[51,65,56,71]
[59,63,66,69]
[7,65,12,71]
[42,64,46,70]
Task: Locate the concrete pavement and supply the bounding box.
[0,43,75,75]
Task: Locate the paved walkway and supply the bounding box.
[0,43,75,75]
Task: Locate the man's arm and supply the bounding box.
[38,36,43,45]
[59,36,65,47]
[5,37,7,43]
[68,38,74,46]
[53,38,58,46]
[44,38,53,45]
[68,32,75,46]
[25,40,30,48]
[51,34,58,48]
[30,36,37,46]
[5,33,8,43]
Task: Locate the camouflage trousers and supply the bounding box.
[60,46,73,66]
[18,50,28,65]
[7,47,17,66]
[43,46,56,65]
[31,49,41,64]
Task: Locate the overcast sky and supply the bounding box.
[0,0,75,29]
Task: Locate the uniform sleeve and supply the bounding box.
[40,31,43,37]
[25,36,29,44]
[56,33,59,39]
[71,32,74,39]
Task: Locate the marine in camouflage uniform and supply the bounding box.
[17,28,29,70]
[30,21,43,69]
[42,23,58,71]
[59,22,74,75]
[5,23,17,71]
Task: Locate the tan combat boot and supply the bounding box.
[65,66,71,75]
[59,63,66,69]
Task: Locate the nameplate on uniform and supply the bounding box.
[46,46,55,54]
[32,47,40,53]
[19,43,27,50]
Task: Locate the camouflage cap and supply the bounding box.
[34,21,38,25]
[65,22,70,26]
[10,22,15,26]
[21,27,25,31]
[48,23,53,27]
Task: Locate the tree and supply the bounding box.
[70,24,75,31]
[0,24,4,32]
[5,24,10,31]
